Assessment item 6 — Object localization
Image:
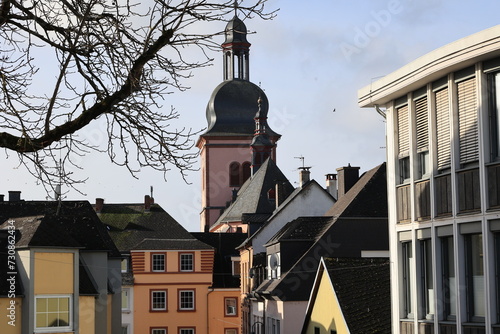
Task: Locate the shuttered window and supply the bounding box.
[457,77,478,164]
[415,96,429,152]
[397,104,409,157]
[436,88,451,170]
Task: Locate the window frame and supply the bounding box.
[122,288,131,312]
[150,290,167,312]
[151,253,166,272]
[178,289,195,311]
[464,233,485,322]
[224,297,238,317]
[401,242,413,319]
[151,328,167,334]
[34,294,73,331]
[441,236,456,321]
[178,328,195,334]
[179,253,194,272]
[224,329,238,334]
[420,239,434,319]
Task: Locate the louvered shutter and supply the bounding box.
[397,105,409,157]
[415,96,429,152]
[436,88,451,169]
[457,77,478,164]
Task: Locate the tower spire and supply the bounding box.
[251,96,275,175]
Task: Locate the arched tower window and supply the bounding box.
[241,162,251,184]
[229,162,240,187]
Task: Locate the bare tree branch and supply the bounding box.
[0,0,277,193]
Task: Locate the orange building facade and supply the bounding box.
[130,248,215,334]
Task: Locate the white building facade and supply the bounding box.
[359,25,500,334]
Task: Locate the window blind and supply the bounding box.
[415,96,429,152]
[436,88,451,169]
[457,77,478,164]
[397,104,409,157]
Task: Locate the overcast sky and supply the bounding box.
[3,0,500,232]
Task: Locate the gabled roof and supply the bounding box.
[324,163,387,218]
[265,216,332,246]
[302,257,391,334]
[0,201,120,257]
[256,163,388,301]
[191,232,247,288]
[212,158,294,229]
[99,202,210,252]
[237,179,335,250]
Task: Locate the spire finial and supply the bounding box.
[234,0,238,17]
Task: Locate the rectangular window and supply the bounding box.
[442,236,456,320]
[415,96,430,178]
[465,234,485,321]
[179,328,194,334]
[122,289,130,311]
[397,104,410,183]
[225,297,237,316]
[488,72,500,160]
[152,253,165,272]
[399,156,410,184]
[35,295,72,330]
[121,258,128,273]
[231,257,241,277]
[225,329,238,334]
[420,239,434,319]
[151,290,167,311]
[151,329,167,334]
[179,290,195,310]
[402,242,413,319]
[435,87,451,171]
[180,253,194,272]
[457,76,479,165]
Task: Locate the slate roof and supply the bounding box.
[312,257,391,333]
[212,158,294,228]
[237,180,333,250]
[255,163,388,301]
[99,203,211,252]
[191,232,247,288]
[324,163,387,218]
[265,216,332,246]
[0,201,120,257]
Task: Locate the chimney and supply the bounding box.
[325,174,338,199]
[95,198,104,213]
[0,194,4,202]
[336,164,360,198]
[8,191,21,202]
[299,167,311,187]
[144,195,152,211]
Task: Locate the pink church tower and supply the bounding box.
[196,15,280,232]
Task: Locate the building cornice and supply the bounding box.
[358,24,500,107]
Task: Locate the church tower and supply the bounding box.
[197,15,280,232]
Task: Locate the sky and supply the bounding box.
[3,0,500,232]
